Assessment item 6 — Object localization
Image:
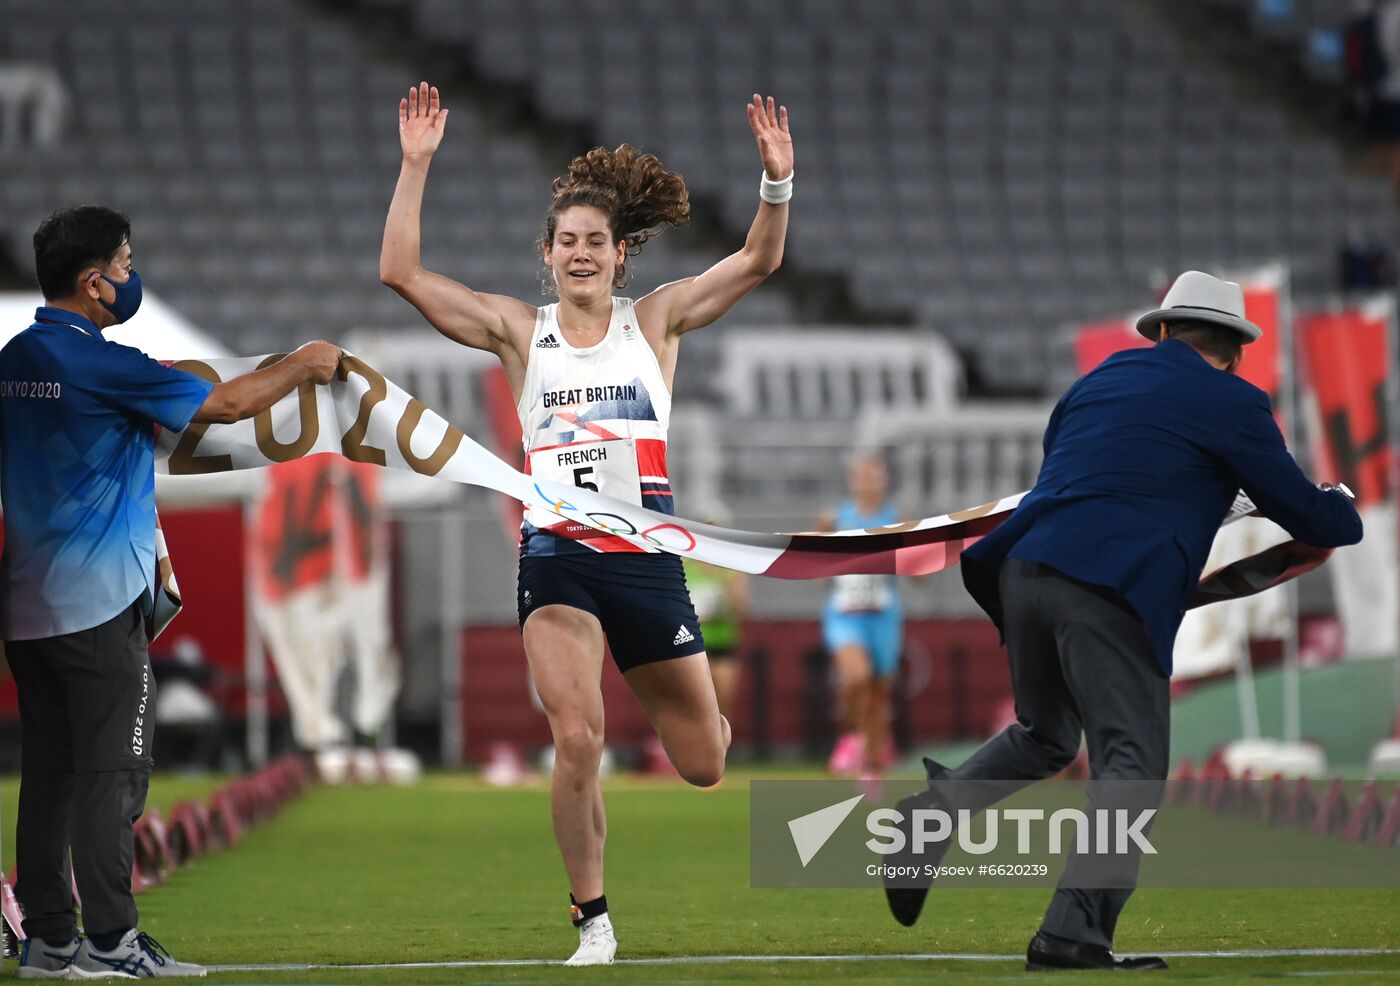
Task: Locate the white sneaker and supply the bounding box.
[70,930,206,978]
[16,936,81,979]
[564,914,617,966]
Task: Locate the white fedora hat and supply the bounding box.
[1134,270,1262,343]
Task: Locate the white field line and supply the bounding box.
[210,947,1400,973]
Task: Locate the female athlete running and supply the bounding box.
[821,453,905,780]
[380,82,791,965]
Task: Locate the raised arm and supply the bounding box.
[379,82,534,363]
[638,94,792,337]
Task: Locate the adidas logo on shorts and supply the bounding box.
[673,624,695,646]
[536,333,560,349]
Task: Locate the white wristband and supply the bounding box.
[760,170,793,204]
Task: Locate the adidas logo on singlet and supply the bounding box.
[536,333,560,349]
[673,624,695,646]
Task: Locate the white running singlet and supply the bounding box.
[517,297,674,556]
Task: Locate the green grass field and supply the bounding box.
[3,769,1399,983]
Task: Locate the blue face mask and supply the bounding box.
[99,269,143,323]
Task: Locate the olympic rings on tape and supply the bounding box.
[530,483,698,552]
[578,512,698,551]
[638,522,697,551]
[585,512,636,536]
[534,482,579,514]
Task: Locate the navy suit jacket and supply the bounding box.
[961,339,1363,675]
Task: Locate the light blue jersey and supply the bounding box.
[1,307,213,639]
[823,500,903,676]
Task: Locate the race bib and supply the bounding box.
[525,439,641,532]
[831,574,893,613]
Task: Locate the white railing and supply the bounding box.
[717,327,965,419]
[866,404,1050,512]
[665,403,1050,515]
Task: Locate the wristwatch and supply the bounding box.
[1320,482,1356,501]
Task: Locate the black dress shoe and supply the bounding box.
[1118,955,1170,970]
[882,758,952,927]
[1025,932,1168,971]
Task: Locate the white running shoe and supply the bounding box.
[69,930,206,978]
[16,936,81,979]
[564,914,617,966]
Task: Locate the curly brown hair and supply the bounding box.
[539,144,691,290]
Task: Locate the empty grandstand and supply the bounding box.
[3,0,1397,397]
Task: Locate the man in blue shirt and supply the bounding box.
[883,271,1363,970]
[1,206,340,978]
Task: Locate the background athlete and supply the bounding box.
[820,453,904,780]
[380,82,792,965]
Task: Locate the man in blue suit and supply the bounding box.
[884,271,1362,970]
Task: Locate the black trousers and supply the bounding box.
[5,600,155,942]
[950,559,1170,950]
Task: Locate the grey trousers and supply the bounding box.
[950,558,1170,950]
[5,601,154,942]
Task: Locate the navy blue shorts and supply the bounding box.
[517,551,706,672]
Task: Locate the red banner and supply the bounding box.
[1240,282,1282,401]
[252,454,381,600]
[1299,308,1394,509]
[1072,318,1147,375]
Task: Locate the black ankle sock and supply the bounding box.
[41,936,76,948]
[569,893,608,927]
[88,930,128,952]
